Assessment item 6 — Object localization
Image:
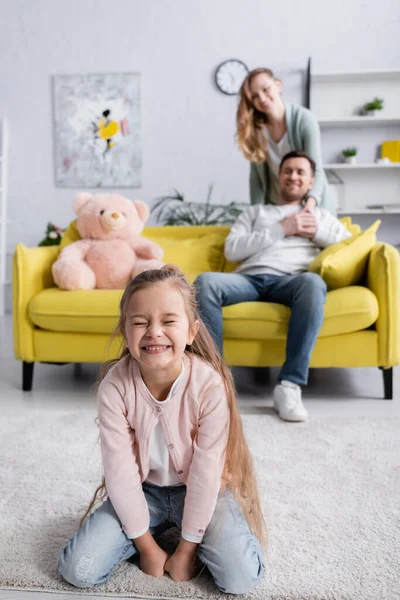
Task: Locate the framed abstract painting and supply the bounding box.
[52,72,141,187]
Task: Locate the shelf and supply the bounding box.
[312,69,400,83]
[318,116,400,127]
[324,163,400,170]
[337,208,400,214]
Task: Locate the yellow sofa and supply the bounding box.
[13,219,400,397]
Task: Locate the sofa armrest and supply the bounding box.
[12,244,60,361]
[367,242,400,367]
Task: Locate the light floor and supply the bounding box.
[1,314,400,600]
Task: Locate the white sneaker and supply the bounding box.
[273,380,308,422]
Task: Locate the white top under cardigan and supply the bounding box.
[264,129,291,206]
[131,361,203,544]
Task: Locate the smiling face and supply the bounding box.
[278,157,315,204]
[125,281,199,380]
[248,72,282,115]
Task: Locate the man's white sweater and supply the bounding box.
[224,204,352,276]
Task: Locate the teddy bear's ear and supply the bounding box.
[133,200,150,223]
[73,192,93,215]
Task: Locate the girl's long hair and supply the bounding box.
[236,67,278,164]
[82,265,267,547]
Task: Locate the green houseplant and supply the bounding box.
[38,222,65,246]
[342,147,357,165]
[362,97,384,116]
[151,186,244,226]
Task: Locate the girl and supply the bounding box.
[59,265,266,595]
[237,67,334,213]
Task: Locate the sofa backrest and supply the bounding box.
[61,221,230,282]
[60,218,361,283]
[143,225,229,282]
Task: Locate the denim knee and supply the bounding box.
[202,495,266,595]
[301,272,327,293]
[58,546,100,588]
[194,272,218,295]
[299,272,327,302]
[215,550,266,595]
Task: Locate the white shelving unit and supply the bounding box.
[337,208,400,215]
[324,163,400,170]
[311,68,400,83]
[310,67,400,214]
[319,116,400,127]
[0,118,9,316]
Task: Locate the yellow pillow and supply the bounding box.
[339,216,361,235]
[148,234,226,283]
[60,220,80,249]
[308,220,381,289]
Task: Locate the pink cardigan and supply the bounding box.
[98,352,230,540]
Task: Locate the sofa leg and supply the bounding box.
[23,361,34,391]
[379,367,393,400]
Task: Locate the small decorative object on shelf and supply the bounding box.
[151,186,244,226]
[376,157,392,165]
[38,222,65,246]
[342,148,358,165]
[381,139,400,162]
[361,97,384,116]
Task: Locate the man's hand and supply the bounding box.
[134,531,170,577]
[164,539,199,582]
[280,211,318,239]
[302,196,317,213]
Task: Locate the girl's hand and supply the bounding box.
[302,196,317,213]
[140,544,170,577]
[165,539,199,582]
[134,531,169,577]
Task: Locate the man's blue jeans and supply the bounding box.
[59,483,265,595]
[195,272,327,386]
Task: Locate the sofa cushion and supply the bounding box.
[222,286,378,340]
[308,220,381,289]
[29,285,378,338]
[29,288,123,333]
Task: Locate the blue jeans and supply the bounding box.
[195,272,327,385]
[59,483,265,595]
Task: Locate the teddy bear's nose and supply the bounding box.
[111,213,120,219]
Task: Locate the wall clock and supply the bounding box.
[215,59,249,95]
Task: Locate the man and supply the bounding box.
[195,150,351,422]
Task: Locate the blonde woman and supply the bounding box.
[237,67,334,213]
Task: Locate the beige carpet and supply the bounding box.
[0,408,399,600]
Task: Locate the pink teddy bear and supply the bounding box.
[52,193,164,290]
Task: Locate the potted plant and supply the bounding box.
[342,148,358,165]
[38,222,65,246]
[361,97,384,116]
[151,185,245,225]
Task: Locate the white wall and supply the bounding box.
[1,0,400,303]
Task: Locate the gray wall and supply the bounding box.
[1,0,400,310]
